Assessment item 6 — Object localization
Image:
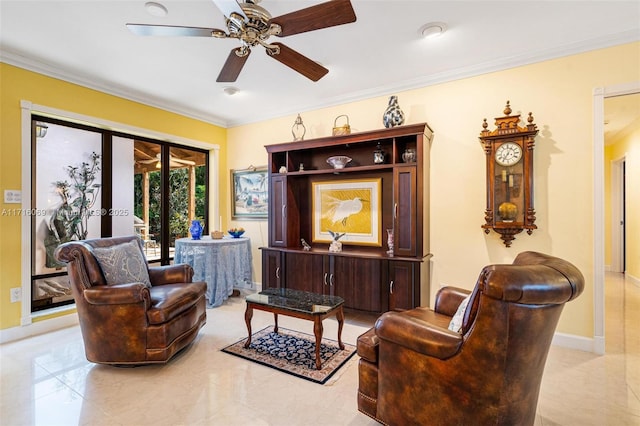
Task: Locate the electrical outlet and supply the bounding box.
[10,287,22,303]
[4,189,22,203]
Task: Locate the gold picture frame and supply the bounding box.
[312,178,382,246]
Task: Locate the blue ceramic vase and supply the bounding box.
[189,220,203,240]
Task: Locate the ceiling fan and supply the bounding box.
[138,153,196,167]
[126,0,357,82]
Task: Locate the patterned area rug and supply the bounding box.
[221,326,357,384]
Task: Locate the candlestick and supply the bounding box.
[219,216,222,231]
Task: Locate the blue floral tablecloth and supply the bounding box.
[174,236,253,308]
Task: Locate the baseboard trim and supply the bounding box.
[552,331,601,354]
[1,305,601,355]
[0,312,79,344]
[627,273,640,287]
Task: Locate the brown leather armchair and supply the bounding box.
[357,251,584,426]
[55,235,207,366]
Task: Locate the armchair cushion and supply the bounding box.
[448,293,471,332]
[92,239,151,288]
[84,283,149,305]
[376,309,463,359]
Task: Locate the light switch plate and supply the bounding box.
[4,190,22,204]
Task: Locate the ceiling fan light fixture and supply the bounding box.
[145,2,168,17]
[419,22,447,39]
[223,86,240,96]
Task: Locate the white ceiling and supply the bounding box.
[1,1,639,129]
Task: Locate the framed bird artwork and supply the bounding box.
[311,178,382,246]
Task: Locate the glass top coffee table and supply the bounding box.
[244,288,345,370]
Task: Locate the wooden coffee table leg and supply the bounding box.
[336,306,345,350]
[313,317,323,370]
[243,303,253,348]
[273,313,279,333]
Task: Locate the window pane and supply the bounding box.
[112,135,136,236]
[133,140,162,261]
[32,121,102,310]
[169,147,207,245]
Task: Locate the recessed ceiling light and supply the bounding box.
[418,22,447,39]
[145,2,168,17]
[223,86,239,96]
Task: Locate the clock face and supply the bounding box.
[495,142,522,166]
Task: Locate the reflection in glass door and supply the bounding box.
[31,120,102,311]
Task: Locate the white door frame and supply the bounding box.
[610,156,626,273]
[593,82,639,355]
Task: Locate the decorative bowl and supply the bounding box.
[228,228,245,238]
[326,156,352,169]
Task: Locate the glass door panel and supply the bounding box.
[133,140,162,262]
[32,120,102,311]
[168,147,208,248]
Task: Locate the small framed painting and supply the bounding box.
[312,178,382,246]
[231,166,268,220]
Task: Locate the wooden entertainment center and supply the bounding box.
[261,123,433,314]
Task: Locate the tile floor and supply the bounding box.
[1,272,639,425]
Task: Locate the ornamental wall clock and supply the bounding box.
[480,101,538,247]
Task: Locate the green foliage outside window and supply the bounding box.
[134,164,207,247]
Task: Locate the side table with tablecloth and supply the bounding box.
[174,236,253,308]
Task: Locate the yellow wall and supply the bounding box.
[0,63,226,329]
[227,42,640,339]
[605,119,640,279]
[3,42,639,341]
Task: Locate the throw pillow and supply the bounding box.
[92,239,151,288]
[448,294,471,333]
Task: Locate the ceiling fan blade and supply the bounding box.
[126,23,223,37]
[217,48,251,82]
[211,0,246,21]
[270,0,356,37]
[268,43,328,82]
[173,158,196,166]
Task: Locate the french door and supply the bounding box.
[30,116,209,312]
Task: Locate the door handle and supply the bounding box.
[275,267,280,279]
[330,274,335,286]
[390,280,394,294]
[323,272,328,286]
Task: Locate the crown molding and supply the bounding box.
[2,30,638,129]
[1,48,230,128]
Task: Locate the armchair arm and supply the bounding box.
[376,311,463,360]
[434,286,471,317]
[84,283,150,305]
[148,264,194,285]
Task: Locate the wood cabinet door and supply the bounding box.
[388,260,417,311]
[331,256,382,312]
[269,176,287,247]
[394,166,417,257]
[284,252,325,294]
[261,249,282,289]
